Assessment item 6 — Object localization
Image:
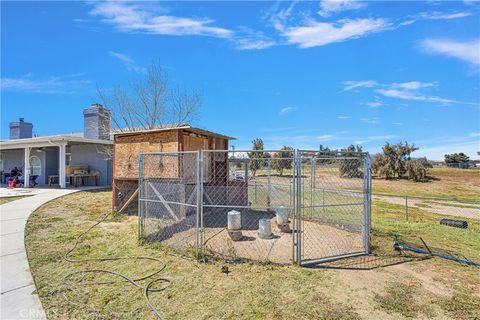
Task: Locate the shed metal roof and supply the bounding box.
[113,125,236,140]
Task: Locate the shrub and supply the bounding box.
[405,157,431,182]
[339,145,364,178]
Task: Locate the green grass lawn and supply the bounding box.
[25,190,480,319]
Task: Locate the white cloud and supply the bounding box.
[342,80,377,91]
[318,0,365,17]
[262,1,299,32]
[338,116,349,119]
[234,38,276,50]
[391,81,436,90]
[233,28,276,50]
[342,79,476,106]
[366,101,382,107]
[420,38,480,65]
[376,89,425,101]
[283,18,389,48]
[316,134,335,141]
[261,133,336,149]
[375,88,467,106]
[397,9,476,28]
[92,2,277,51]
[469,132,480,137]
[354,140,367,144]
[109,51,146,73]
[393,122,404,126]
[368,135,397,141]
[414,140,480,160]
[279,107,296,115]
[418,11,475,20]
[1,74,91,94]
[360,117,380,124]
[90,2,233,38]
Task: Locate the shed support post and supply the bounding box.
[23,147,31,188]
[59,143,67,188]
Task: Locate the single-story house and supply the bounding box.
[0,104,113,188]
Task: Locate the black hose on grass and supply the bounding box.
[439,219,468,229]
[63,211,171,319]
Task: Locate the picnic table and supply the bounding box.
[48,173,99,187]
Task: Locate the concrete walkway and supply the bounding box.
[0,188,94,319]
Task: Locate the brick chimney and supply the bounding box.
[9,118,33,139]
[83,103,111,140]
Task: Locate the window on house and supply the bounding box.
[29,155,41,176]
[66,153,72,166]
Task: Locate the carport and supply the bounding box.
[0,134,112,188]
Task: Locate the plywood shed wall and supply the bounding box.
[113,128,230,214]
[114,130,179,179]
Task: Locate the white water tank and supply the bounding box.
[275,206,289,224]
[258,218,273,239]
[227,210,242,230]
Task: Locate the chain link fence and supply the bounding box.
[372,193,480,223]
[138,150,371,265]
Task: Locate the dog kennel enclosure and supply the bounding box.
[138,149,371,266]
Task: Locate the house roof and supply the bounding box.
[113,124,236,140]
[0,125,234,151]
[0,133,113,150]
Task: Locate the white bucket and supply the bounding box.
[275,206,289,224]
[227,210,242,230]
[258,218,273,239]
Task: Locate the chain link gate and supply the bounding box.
[294,151,371,265]
[138,150,371,266]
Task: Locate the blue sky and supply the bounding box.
[1,1,479,160]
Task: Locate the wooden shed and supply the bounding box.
[112,125,235,213]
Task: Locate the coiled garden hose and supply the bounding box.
[63,211,171,319]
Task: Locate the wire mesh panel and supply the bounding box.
[201,150,295,264]
[298,151,371,265]
[138,149,371,265]
[139,152,200,254]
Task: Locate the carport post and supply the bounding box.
[23,147,31,188]
[58,143,67,188]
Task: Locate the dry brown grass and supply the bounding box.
[25,190,480,319]
[372,167,480,199]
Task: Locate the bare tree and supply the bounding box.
[98,61,202,133]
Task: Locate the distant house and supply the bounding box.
[0,104,113,188]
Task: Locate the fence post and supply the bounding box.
[310,158,315,219]
[197,150,205,257]
[267,157,271,207]
[405,196,409,223]
[296,150,302,265]
[363,155,372,254]
[195,151,201,258]
[138,154,144,240]
[291,151,296,263]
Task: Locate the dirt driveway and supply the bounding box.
[374,195,480,220]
